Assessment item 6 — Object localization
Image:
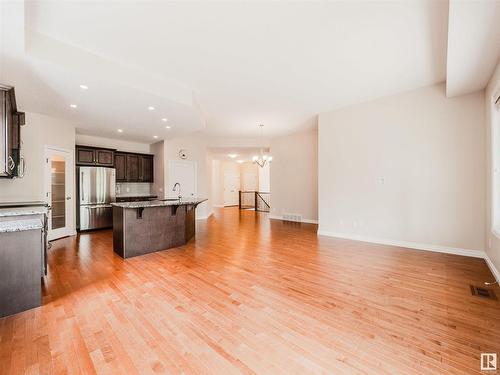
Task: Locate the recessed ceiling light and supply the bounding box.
[70,104,77,108]
[117,129,123,133]
[153,135,158,139]
[79,84,88,90]
[166,125,171,129]
[236,160,244,164]
[162,118,168,122]
[148,106,155,111]
[228,154,238,158]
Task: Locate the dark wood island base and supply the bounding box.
[112,199,206,258]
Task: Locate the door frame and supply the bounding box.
[45,146,75,240]
[168,160,197,198]
[223,170,240,207]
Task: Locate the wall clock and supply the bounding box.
[179,149,188,159]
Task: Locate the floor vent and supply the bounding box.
[470,285,497,300]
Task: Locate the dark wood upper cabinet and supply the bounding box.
[75,145,153,183]
[125,154,140,181]
[115,153,126,181]
[96,149,114,166]
[76,146,115,167]
[76,147,96,165]
[139,155,154,182]
[0,87,24,178]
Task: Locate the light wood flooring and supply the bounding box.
[1,207,499,374]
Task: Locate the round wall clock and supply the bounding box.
[179,149,188,159]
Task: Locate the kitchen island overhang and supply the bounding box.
[111,199,207,259]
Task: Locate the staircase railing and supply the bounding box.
[239,191,270,212]
[255,192,270,212]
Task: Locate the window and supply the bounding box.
[492,91,500,237]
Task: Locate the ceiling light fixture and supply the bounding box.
[236,160,244,164]
[117,129,123,133]
[166,125,171,129]
[162,118,168,122]
[70,104,77,108]
[79,84,88,90]
[148,106,155,111]
[228,154,238,158]
[153,135,158,139]
[252,124,272,168]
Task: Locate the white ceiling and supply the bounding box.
[209,147,270,163]
[0,1,497,143]
[446,0,500,97]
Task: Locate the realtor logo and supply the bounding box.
[481,353,497,371]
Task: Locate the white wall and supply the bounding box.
[75,133,151,154]
[0,112,76,231]
[150,140,165,198]
[240,162,258,191]
[485,60,500,281]
[164,134,211,218]
[318,83,485,253]
[270,127,318,222]
[258,162,270,192]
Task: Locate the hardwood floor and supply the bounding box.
[1,207,499,374]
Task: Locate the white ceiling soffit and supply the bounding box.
[2,1,449,140]
[0,1,205,142]
[446,0,500,97]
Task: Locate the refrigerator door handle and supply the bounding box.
[81,170,85,202]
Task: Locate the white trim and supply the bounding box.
[213,204,224,208]
[317,229,485,258]
[492,227,500,241]
[196,211,213,220]
[269,214,319,224]
[484,253,500,283]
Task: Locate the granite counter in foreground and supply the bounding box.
[111,199,207,258]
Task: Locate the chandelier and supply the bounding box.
[252,124,272,168]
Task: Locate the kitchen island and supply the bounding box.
[111,198,207,258]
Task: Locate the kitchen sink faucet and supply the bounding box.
[172,183,181,199]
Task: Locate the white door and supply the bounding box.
[45,147,73,240]
[168,160,197,199]
[224,171,240,206]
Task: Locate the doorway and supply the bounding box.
[45,147,74,240]
[224,170,240,206]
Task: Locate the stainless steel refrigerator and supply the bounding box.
[77,166,116,230]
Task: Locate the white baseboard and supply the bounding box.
[196,211,213,220]
[269,214,319,224]
[317,229,485,259]
[213,205,224,208]
[484,253,500,283]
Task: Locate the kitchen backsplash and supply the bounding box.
[116,182,153,197]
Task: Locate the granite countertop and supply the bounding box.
[111,198,207,209]
[0,201,49,208]
[0,218,43,233]
[0,208,49,218]
[116,194,158,199]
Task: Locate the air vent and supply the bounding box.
[470,285,497,300]
[283,213,302,222]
